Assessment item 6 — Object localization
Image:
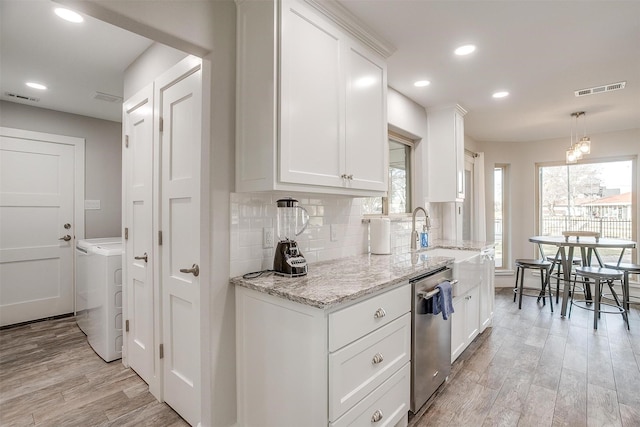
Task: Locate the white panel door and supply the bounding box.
[158,58,202,426]
[0,136,74,326]
[123,84,156,390]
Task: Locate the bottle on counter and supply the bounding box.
[420,225,429,248]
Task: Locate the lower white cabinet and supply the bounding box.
[479,250,495,332]
[450,285,480,363]
[236,283,411,427]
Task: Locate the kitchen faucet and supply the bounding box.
[411,207,431,251]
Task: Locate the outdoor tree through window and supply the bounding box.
[538,158,634,263]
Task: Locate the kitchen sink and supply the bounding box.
[420,248,483,296]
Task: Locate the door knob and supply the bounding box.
[134,253,148,263]
[180,264,200,277]
[64,223,71,229]
[58,235,71,242]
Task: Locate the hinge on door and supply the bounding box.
[159,117,164,132]
[125,135,129,148]
[124,227,129,240]
[159,344,164,359]
[158,230,163,246]
[125,319,129,332]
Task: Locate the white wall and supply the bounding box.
[0,100,122,238]
[479,128,640,285]
[124,43,187,100]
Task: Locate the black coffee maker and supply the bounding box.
[273,198,309,277]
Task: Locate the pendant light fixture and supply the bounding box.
[566,111,591,164]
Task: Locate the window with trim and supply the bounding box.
[494,165,508,269]
[362,133,413,215]
[536,157,635,264]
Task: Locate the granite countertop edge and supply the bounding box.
[230,242,495,310]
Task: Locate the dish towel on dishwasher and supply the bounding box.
[433,281,454,320]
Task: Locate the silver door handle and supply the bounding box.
[134,253,148,263]
[58,235,71,242]
[180,264,199,277]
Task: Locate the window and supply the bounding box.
[494,165,508,269]
[362,133,413,215]
[537,158,635,264]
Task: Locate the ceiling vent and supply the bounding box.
[94,91,123,103]
[575,81,626,97]
[4,92,40,102]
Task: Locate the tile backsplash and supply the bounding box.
[229,192,442,277]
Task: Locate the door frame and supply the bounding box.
[0,126,85,311]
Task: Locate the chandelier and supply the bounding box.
[566,111,591,164]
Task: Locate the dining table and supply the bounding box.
[528,235,637,317]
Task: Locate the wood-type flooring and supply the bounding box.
[1,287,639,426]
[0,317,188,426]
[412,288,640,427]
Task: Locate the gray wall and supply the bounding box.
[0,100,122,238]
[124,42,187,100]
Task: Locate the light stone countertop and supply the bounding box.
[231,251,459,310]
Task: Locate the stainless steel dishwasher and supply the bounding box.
[410,266,455,413]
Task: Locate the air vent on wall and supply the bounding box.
[94,91,123,103]
[4,92,40,102]
[575,81,626,97]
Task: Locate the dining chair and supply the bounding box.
[572,266,626,329]
[513,258,553,311]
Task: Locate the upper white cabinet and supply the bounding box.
[427,104,467,202]
[236,0,392,196]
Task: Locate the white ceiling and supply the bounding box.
[0,0,153,122]
[1,0,639,143]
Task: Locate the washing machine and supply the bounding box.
[75,237,123,362]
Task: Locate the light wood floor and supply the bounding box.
[412,287,640,427]
[0,317,188,427]
[2,288,639,427]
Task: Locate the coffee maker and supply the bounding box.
[273,197,309,277]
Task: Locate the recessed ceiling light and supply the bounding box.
[54,7,84,23]
[414,80,431,87]
[26,82,47,90]
[454,44,476,56]
[492,91,509,99]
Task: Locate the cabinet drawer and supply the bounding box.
[331,362,410,427]
[329,313,411,421]
[329,284,410,352]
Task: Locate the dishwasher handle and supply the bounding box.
[417,279,457,299]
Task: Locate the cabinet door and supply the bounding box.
[344,42,387,191]
[479,255,495,332]
[450,296,466,363]
[455,111,465,200]
[280,1,344,187]
[465,286,480,343]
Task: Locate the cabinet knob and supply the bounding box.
[373,308,386,319]
[340,174,347,179]
[371,409,384,423]
[372,353,384,365]
[347,174,353,180]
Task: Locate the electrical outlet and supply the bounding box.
[330,224,338,242]
[263,227,274,249]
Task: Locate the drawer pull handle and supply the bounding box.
[373,308,386,319]
[371,409,384,423]
[372,353,384,364]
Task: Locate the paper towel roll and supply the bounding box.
[370,218,391,255]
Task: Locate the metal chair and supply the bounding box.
[546,248,582,303]
[573,266,626,329]
[513,259,553,311]
[604,262,640,321]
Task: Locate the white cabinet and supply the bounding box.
[236,0,391,196]
[450,285,479,363]
[427,104,467,202]
[236,283,411,427]
[479,248,495,332]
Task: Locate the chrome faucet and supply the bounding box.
[411,207,431,251]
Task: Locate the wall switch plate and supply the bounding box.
[84,199,101,210]
[330,224,338,242]
[263,227,274,249]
